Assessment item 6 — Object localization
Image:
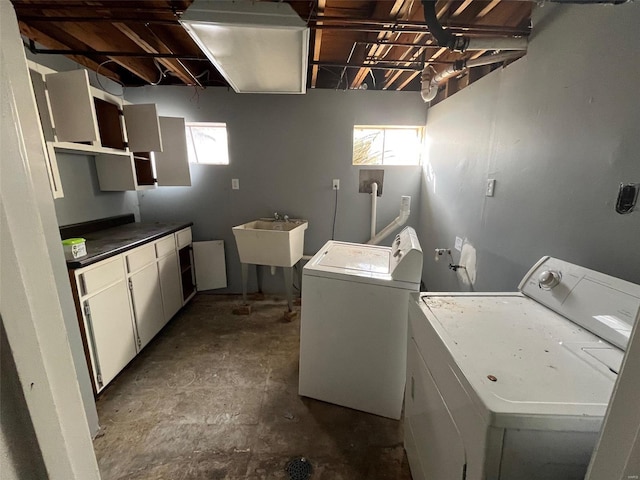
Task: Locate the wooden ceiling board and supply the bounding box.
[112,22,200,86]
[18,21,121,82]
[11,0,533,93]
[43,19,162,84]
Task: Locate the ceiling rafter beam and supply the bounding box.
[15,16,181,25]
[395,71,421,91]
[350,0,408,90]
[36,19,164,84]
[437,0,452,18]
[311,0,326,88]
[18,21,121,83]
[24,46,205,59]
[382,1,436,90]
[382,34,427,89]
[112,22,201,86]
[477,0,502,18]
[451,0,473,18]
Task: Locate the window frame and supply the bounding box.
[352,125,424,167]
[184,121,230,165]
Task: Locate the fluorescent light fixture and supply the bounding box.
[180,0,310,94]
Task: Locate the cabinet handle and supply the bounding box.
[83,302,104,389]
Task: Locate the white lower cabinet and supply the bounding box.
[76,257,137,392]
[158,251,183,321]
[73,229,194,394]
[83,281,137,390]
[129,262,165,349]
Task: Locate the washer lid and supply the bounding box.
[304,240,419,289]
[421,294,619,430]
[316,242,390,274]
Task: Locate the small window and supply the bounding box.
[353,126,424,166]
[185,122,229,165]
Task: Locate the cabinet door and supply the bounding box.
[45,70,99,143]
[405,339,467,480]
[154,117,191,186]
[95,152,137,191]
[158,251,183,321]
[84,280,137,391]
[123,104,163,152]
[129,263,165,349]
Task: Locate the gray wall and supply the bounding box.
[26,50,141,227]
[125,87,426,293]
[54,153,140,227]
[0,323,48,480]
[418,2,640,292]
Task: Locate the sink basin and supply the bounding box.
[232,219,308,267]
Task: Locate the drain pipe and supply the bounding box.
[421,50,524,102]
[368,196,411,245]
[370,182,378,240]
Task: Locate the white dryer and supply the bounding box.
[405,256,640,480]
[298,227,422,420]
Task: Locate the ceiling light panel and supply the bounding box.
[180,1,310,94]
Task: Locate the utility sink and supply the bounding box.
[232,219,308,267]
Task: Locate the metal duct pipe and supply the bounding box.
[465,50,526,68]
[420,51,524,103]
[465,37,528,51]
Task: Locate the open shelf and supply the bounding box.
[93,97,125,150]
[179,246,195,301]
[133,152,155,186]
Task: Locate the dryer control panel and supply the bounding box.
[519,256,640,351]
[389,227,423,283]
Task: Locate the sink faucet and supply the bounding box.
[284,215,290,222]
[274,212,281,221]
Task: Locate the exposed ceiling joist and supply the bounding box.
[451,0,474,18]
[477,0,502,18]
[19,21,121,83]
[350,0,408,90]
[311,0,326,88]
[112,22,201,86]
[11,0,532,97]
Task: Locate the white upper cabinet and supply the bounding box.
[123,104,163,152]
[45,69,99,144]
[155,116,192,186]
[28,67,64,198]
[28,61,192,194]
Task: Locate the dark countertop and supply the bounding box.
[65,221,193,269]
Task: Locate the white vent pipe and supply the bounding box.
[370,182,378,240]
[465,37,528,51]
[421,51,525,103]
[368,196,411,245]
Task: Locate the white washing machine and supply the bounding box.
[405,256,640,480]
[298,226,423,420]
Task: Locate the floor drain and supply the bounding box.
[285,456,313,480]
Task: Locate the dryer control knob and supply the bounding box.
[538,270,561,290]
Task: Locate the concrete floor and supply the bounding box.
[93,294,413,480]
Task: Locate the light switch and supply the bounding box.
[232,179,239,190]
[455,236,463,252]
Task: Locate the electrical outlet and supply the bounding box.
[455,236,463,252]
[486,179,496,197]
[232,179,239,190]
[332,179,340,190]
